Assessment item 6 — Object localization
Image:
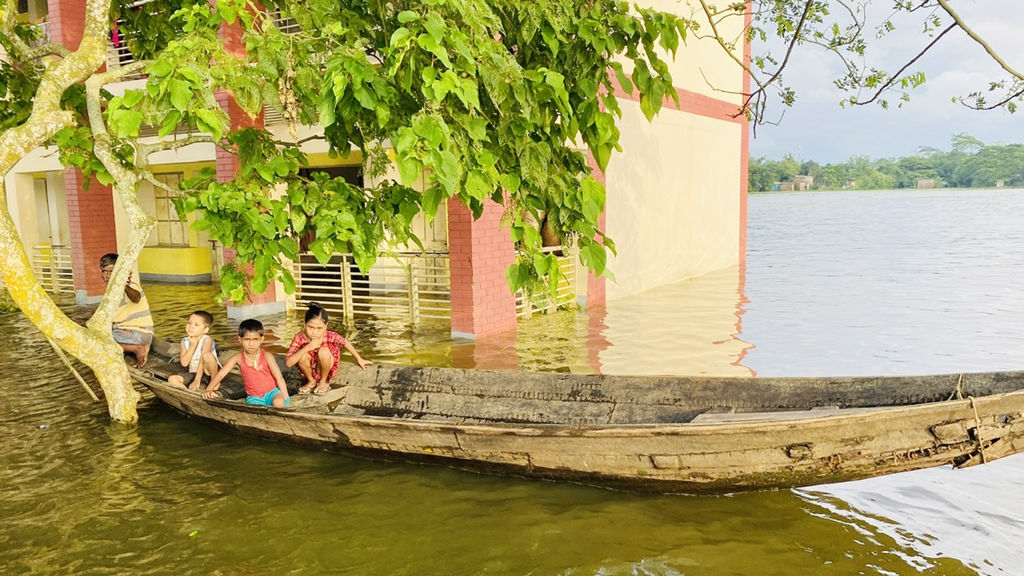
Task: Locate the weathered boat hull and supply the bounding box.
[130,362,1024,494]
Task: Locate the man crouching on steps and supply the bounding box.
[99,253,153,368]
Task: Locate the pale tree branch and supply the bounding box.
[135,135,215,175]
[935,0,1024,83]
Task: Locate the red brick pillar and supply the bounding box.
[447,198,517,339]
[67,171,118,304]
[48,0,119,304]
[216,94,279,319]
[47,0,86,50]
[214,17,281,318]
[585,151,607,308]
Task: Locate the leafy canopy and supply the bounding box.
[5,0,691,302]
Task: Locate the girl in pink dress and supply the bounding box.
[285,303,372,395]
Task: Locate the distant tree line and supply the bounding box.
[749,134,1024,192]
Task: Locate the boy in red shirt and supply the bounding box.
[203,319,290,407]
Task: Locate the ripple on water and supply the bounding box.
[5,188,1024,575]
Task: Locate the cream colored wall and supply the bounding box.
[136,180,159,247]
[45,172,70,245]
[627,0,747,104]
[604,101,741,300]
[9,173,36,245]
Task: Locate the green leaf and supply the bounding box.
[505,263,530,293]
[168,78,191,111]
[423,14,444,43]
[467,117,488,141]
[533,251,550,276]
[148,59,173,78]
[158,110,183,138]
[280,267,296,294]
[114,109,143,138]
[435,149,460,196]
[580,176,606,221]
[290,209,307,233]
[308,238,333,265]
[422,186,443,219]
[95,170,115,186]
[498,173,521,193]
[121,89,144,107]
[397,10,419,23]
[464,170,491,202]
[390,27,413,48]
[580,241,607,277]
[611,62,633,94]
[396,153,423,185]
[195,108,223,141]
[254,253,273,279]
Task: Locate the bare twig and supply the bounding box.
[851,23,956,106]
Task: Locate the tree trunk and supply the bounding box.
[0,0,140,422]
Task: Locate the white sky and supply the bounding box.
[747,1,1024,164]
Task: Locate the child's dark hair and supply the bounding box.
[191,310,214,328]
[304,302,329,324]
[99,253,118,268]
[238,319,264,337]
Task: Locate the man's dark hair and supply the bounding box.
[238,319,264,337]
[191,310,214,328]
[99,253,118,268]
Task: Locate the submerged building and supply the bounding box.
[5,0,750,340]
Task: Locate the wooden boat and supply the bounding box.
[129,339,1024,494]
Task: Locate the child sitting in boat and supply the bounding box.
[285,302,372,395]
[202,319,290,407]
[169,310,219,391]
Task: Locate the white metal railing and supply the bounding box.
[293,251,450,323]
[106,22,144,79]
[515,246,577,318]
[32,244,75,295]
[268,10,300,34]
[29,21,50,48]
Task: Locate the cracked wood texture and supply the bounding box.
[132,339,1024,493]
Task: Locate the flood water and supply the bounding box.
[3,188,1024,575]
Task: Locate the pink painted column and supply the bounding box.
[585,150,607,309]
[447,198,517,339]
[739,4,752,267]
[66,171,118,304]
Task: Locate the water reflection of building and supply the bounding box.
[6,0,749,342]
[586,266,755,377]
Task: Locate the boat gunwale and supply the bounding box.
[133,369,1024,436]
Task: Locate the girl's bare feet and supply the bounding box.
[298,381,316,394]
[313,382,331,395]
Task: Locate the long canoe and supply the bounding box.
[129,341,1024,494]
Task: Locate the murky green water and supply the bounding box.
[5,188,1024,575]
